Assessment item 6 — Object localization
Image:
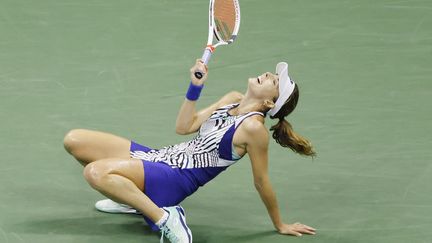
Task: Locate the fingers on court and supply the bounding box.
[295,225,316,235]
[281,228,301,237]
[292,222,316,235]
[298,228,316,235]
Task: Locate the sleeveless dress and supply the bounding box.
[129,103,264,230]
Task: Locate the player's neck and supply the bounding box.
[234,96,263,115]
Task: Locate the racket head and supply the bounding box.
[211,0,240,46]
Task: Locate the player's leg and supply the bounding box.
[63,129,131,166]
[83,158,192,242]
[83,158,163,221]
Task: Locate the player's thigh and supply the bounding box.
[64,129,131,163]
[84,158,144,191]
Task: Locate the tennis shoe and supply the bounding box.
[159,206,192,243]
[95,199,140,214]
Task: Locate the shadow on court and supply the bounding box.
[190,224,364,243]
[12,214,156,236]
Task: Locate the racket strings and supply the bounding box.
[214,0,237,41]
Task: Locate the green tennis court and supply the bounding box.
[1,0,431,242]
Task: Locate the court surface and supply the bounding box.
[1,0,431,242]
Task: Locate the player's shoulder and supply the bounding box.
[237,116,269,148]
[218,91,244,106]
[227,91,244,100]
[240,115,268,138]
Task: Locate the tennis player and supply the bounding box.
[64,60,316,242]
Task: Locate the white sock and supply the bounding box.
[155,210,169,228]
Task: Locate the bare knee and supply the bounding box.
[64,129,130,166]
[63,129,90,155]
[83,163,106,190]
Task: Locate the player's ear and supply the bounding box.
[263,99,275,110]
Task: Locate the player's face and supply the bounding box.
[247,72,279,101]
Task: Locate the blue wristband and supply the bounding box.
[186,82,204,101]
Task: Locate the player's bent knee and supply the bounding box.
[63,129,90,154]
[83,163,106,190]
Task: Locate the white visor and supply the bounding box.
[267,62,295,117]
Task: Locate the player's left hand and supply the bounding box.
[276,222,316,236]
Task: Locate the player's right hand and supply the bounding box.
[190,59,208,86]
[277,222,316,237]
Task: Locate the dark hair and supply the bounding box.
[269,84,316,157]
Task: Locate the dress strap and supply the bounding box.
[235,111,265,128]
[211,103,239,114]
[220,103,239,110]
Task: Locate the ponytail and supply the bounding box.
[270,118,316,157]
[268,83,316,157]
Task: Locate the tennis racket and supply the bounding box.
[194,0,241,79]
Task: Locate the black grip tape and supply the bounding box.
[194,71,203,79]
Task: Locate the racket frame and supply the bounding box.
[195,0,240,79]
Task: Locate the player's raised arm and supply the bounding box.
[175,60,208,135]
[175,60,243,135]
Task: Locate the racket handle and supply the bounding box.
[201,48,212,65]
[194,48,213,79]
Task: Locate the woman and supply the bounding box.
[64,60,316,243]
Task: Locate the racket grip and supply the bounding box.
[201,48,212,65]
[194,48,213,79]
